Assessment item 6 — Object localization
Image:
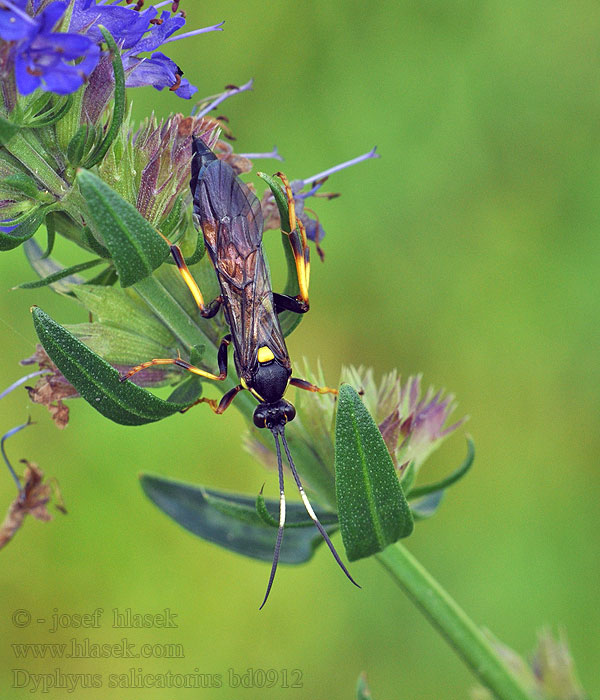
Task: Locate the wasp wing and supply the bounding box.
[191,154,289,376]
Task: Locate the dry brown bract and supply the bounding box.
[0,462,66,550]
[20,345,78,429]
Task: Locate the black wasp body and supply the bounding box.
[123,137,358,606]
[190,140,297,430]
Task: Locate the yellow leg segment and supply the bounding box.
[157,230,220,317]
[276,171,310,307]
[290,377,338,396]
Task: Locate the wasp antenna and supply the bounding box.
[279,430,360,589]
[259,430,287,609]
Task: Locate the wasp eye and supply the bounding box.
[284,403,296,422]
[253,407,267,428]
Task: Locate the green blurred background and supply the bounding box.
[1,1,599,698]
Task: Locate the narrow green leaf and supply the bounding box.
[257,172,291,231]
[400,460,416,494]
[0,209,44,251]
[82,27,125,168]
[77,169,169,286]
[85,266,118,287]
[159,196,183,239]
[26,94,74,127]
[166,375,202,405]
[32,307,188,425]
[257,171,304,337]
[140,475,338,564]
[24,238,87,294]
[255,490,279,527]
[41,210,56,258]
[15,258,103,289]
[67,124,94,167]
[0,173,40,199]
[335,384,414,562]
[0,115,19,145]
[22,91,52,120]
[407,437,475,500]
[165,227,205,267]
[255,490,338,529]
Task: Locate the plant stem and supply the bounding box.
[376,543,534,700]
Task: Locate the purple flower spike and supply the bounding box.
[341,367,467,471]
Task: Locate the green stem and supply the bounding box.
[376,543,534,700]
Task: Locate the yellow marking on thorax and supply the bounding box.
[257,346,275,363]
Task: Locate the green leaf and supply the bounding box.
[15,258,103,289]
[77,169,169,286]
[41,210,56,258]
[165,227,205,267]
[140,474,338,563]
[23,238,88,294]
[335,384,414,561]
[0,209,44,251]
[82,27,125,168]
[257,172,291,231]
[67,124,96,167]
[86,266,118,287]
[0,115,19,146]
[166,375,203,405]
[257,171,304,337]
[64,322,176,369]
[400,460,416,494]
[159,196,183,239]
[407,437,475,500]
[255,489,279,527]
[188,344,205,366]
[255,490,338,529]
[70,283,175,347]
[26,94,74,127]
[0,173,40,199]
[31,307,189,425]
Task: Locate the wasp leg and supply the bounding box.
[273,293,309,315]
[120,335,231,383]
[184,384,244,415]
[289,377,338,396]
[276,171,310,309]
[158,231,221,318]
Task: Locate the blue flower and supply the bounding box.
[123,51,196,98]
[69,1,223,98]
[0,0,36,42]
[69,0,154,49]
[14,2,100,95]
[4,0,223,98]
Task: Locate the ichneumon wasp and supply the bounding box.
[121,138,359,607]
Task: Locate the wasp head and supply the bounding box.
[253,399,296,430]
